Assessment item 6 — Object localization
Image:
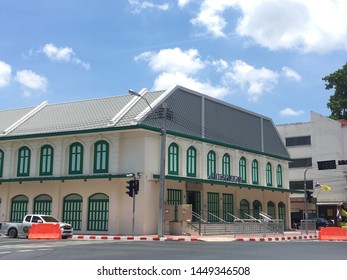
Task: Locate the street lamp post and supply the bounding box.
[128,89,167,237]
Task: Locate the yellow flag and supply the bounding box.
[321,184,331,191]
[341,209,347,217]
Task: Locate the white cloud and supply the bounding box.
[223,60,278,102]
[16,70,48,93]
[280,107,305,116]
[153,71,228,98]
[187,0,347,52]
[282,66,301,81]
[177,0,191,8]
[41,43,90,70]
[129,0,170,14]
[135,47,228,98]
[0,60,12,87]
[191,0,237,37]
[135,48,205,74]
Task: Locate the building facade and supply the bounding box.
[276,112,347,225]
[0,85,295,235]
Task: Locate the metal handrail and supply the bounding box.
[207,211,227,223]
[227,213,243,222]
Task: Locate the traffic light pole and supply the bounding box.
[132,187,135,236]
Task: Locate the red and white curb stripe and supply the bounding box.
[236,235,318,242]
[70,235,199,242]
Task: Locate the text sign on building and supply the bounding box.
[317,160,336,170]
[208,173,241,183]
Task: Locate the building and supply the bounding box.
[276,112,347,225]
[0,85,295,235]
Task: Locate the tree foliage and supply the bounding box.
[322,62,347,120]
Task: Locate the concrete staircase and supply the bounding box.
[187,221,275,236]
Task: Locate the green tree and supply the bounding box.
[322,62,347,120]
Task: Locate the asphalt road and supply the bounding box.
[0,237,346,260]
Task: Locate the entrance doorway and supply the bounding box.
[186,191,201,220]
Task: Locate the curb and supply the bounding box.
[235,235,318,242]
[70,235,199,242]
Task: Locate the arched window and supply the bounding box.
[276,164,283,188]
[222,153,230,176]
[40,145,54,176]
[278,202,286,223]
[186,146,196,177]
[252,159,259,184]
[0,149,4,177]
[10,195,28,222]
[253,200,262,219]
[63,194,83,230]
[69,142,84,174]
[267,201,276,219]
[207,150,216,177]
[17,146,31,176]
[93,140,109,173]
[239,157,247,183]
[168,143,179,175]
[266,162,272,186]
[34,194,52,215]
[240,199,249,219]
[88,193,109,231]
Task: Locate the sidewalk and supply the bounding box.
[70,230,318,242]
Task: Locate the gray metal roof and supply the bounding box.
[0,85,289,159]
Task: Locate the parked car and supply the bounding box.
[315,217,334,230]
[0,214,73,239]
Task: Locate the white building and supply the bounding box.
[0,85,295,235]
[276,112,347,224]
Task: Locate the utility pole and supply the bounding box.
[158,103,167,238]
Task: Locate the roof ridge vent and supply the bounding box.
[108,88,147,126]
[2,101,48,136]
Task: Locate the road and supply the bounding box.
[0,237,346,260]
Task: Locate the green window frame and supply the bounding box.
[252,159,259,184]
[266,162,272,186]
[87,193,109,231]
[33,194,52,215]
[278,202,286,228]
[207,150,216,177]
[240,199,249,219]
[0,149,4,178]
[222,153,230,176]
[252,200,262,219]
[69,142,84,174]
[40,145,54,176]
[267,201,276,219]
[63,194,83,231]
[167,189,182,221]
[17,146,31,177]
[186,146,196,177]
[207,192,219,222]
[10,195,28,222]
[222,193,233,222]
[93,140,109,173]
[239,157,247,183]
[168,143,179,175]
[276,164,283,188]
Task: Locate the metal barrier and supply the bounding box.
[187,211,284,236]
[300,220,316,235]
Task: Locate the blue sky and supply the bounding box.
[0,0,346,125]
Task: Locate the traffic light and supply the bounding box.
[338,160,347,165]
[126,180,135,197]
[133,180,139,195]
[305,190,313,203]
[317,160,336,170]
